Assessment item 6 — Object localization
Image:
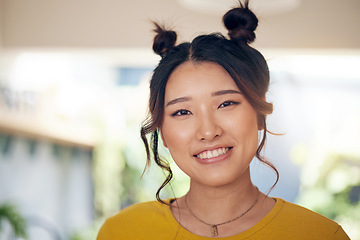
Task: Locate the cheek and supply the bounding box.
[244,123,260,159]
[248,131,260,154]
[223,111,259,134]
[161,120,194,150]
[227,113,259,150]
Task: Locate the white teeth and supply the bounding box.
[197,147,230,160]
[213,150,219,157]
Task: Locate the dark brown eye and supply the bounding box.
[218,101,239,109]
[172,109,191,116]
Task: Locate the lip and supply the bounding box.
[193,147,233,164]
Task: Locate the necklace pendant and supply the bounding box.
[211,225,218,237]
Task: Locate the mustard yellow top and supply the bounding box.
[97,198,350,240]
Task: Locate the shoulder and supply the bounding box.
[113,200,167,219]
[278,198,337,225]
[97,199,179,240]
[101,200,168,227]
[271,198,350,239]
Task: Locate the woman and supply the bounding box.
[97,1,350,239]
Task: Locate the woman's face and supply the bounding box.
[160,61,260,187]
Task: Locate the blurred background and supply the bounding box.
[0,0,359,239]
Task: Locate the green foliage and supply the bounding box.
[296,154,360,215]
[293,149,360,239]
[69,218,104,240]
[0,203,28,239]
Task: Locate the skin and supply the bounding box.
[160,61,275,237]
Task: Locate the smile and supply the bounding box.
[196,147,231,160]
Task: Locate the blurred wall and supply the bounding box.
[0,133,94,239]
[0,0,3,49]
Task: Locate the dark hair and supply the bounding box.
[141,0,279,203]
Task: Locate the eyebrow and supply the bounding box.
[165,96,192,107]
[211,89,242,96]
[165,89,241,107]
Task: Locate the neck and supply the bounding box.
[185,174,257,223]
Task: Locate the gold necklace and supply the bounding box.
[184,187,260,237]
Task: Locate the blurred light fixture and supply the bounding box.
[177,0,301,15]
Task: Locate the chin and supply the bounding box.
[195,174,243,188]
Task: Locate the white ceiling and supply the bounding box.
[0,0,359,49]
[178,0,302,16]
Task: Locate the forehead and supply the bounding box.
[165,61,239,97]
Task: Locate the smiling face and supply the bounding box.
[160,61,260,188]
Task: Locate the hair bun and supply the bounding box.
[223,1,258,44]
[152,23,177,57]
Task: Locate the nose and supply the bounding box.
[196,112,223,141]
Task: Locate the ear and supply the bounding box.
[159,128,168,148]
[257,114,265,131]
[257,96,266,130]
